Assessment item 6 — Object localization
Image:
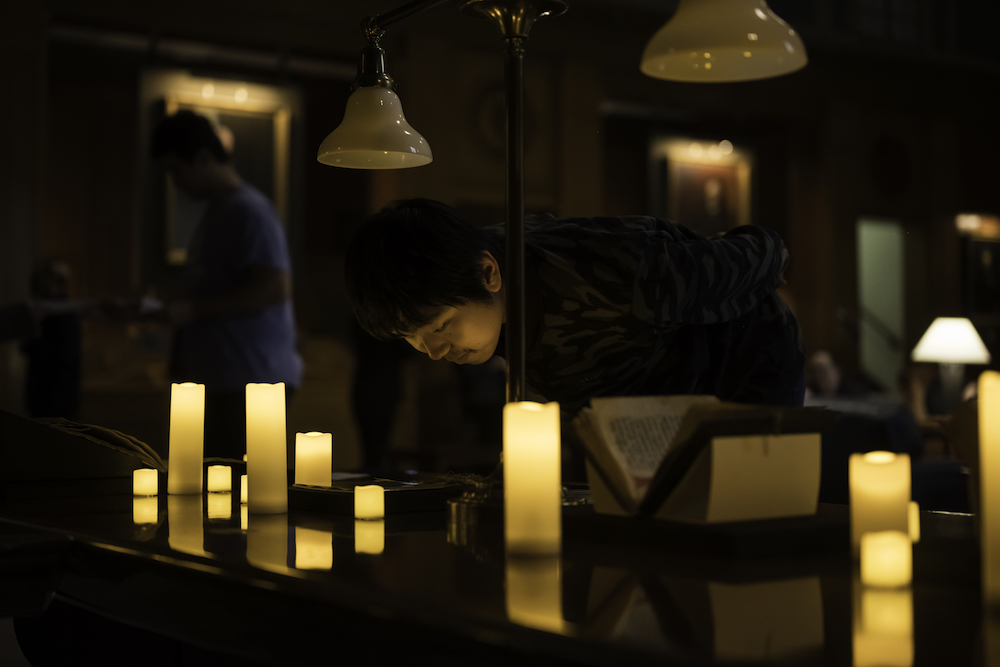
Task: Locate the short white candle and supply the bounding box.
[295,526,333,570]
[355,519,384,554]
[133,468,158,496]
[245,383,288,514]
[861,531,912,588]
[850,451,910,555]
[240,475,248,504]
[132,496,158,525]
[167,382,205,495]
[207,465,231,493]
[355,484,385,520]
[295,431,333,486]
[504,401,562,555]
[207,492,232,520]
[167,495,206,557]
[506,555,566,633]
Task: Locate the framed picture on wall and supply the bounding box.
[964,237,1000,316]
[161,82,292,264]
[650,137,752,237]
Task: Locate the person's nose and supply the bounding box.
[424,336,450,361]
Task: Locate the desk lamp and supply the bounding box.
[911,317,991,413]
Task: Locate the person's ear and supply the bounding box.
[481,251,502,293]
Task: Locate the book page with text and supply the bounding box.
[592,396,719,494]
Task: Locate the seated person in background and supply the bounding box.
[345,199,803,418]
[804,349,870,400]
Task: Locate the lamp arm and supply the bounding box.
[361,0,455,34]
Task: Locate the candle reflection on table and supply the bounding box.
[295,526,333,570]
[506,555,567,634]
[167,495,208,558]
[247,513,289,574]
[355,519,384,555]
[207,492,232,520]
[132,496,158,525]
[853,577,913,667]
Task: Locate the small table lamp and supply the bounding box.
[911,317,991,413]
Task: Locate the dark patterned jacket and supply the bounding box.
[487,214,804,415]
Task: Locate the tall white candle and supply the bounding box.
[295,526,333,570]
[504,401,562,555]
[167,382,205,495]
[207,465,231,493]
[355,519,384,555]
[506,555,566,633]
[981,371,1000,604]
[167,495,207,557]
[245,383,288,514]
[354,485,385,520]
[133,468,158,496]
[850,451,910,554]
[295,431,332,486]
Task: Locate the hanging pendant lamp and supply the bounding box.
[641,0,807,83]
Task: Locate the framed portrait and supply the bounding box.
[651,137,752,236]
[162,83,291,264]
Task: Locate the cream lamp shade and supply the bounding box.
[641,0,807,83]
[911,317,991,364]
[317,87,432,169]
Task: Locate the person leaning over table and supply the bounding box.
[344,198,804,421]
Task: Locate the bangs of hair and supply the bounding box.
[345,199,502,341]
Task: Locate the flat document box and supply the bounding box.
[574,396,838,524]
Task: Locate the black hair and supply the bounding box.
[345,199,503,341]
[151,110,231,164]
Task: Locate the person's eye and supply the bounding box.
[435,321,451,333]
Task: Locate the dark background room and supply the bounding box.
[2,0,999,474]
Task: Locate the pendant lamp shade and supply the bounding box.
[317,86,432,169]
[641,0,807,83]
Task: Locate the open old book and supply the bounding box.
[572,396,840,522]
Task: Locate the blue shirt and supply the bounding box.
[174,183,303,392]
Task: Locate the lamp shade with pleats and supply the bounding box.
[641,0,807,83]
[317,86,432,169]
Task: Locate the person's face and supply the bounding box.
[164,151,212,198]
[402,252,505,365]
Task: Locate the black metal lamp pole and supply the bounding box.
[358,0,566,405]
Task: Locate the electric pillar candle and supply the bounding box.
[354,485,385,520]
[207,465,231,493]
[980,370,1000,605]
[295,432,332,486]
[861,531,912,588]
[133,468,158,496]
[167,382,205,495]
[245,383,288,514]
[850,451,911,554]
[503,401,562,556]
